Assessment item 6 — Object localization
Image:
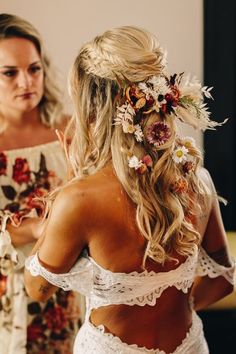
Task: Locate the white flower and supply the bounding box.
[134,124,144,142]
[181,136,196,149]
[122,121,135,134]
[128,155,142,169]
[172,146,189,164]
[138,75,171,101]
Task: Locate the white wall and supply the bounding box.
[1,0,203,143]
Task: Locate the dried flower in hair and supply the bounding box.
[114,103,144,142]
[182,161,195,174]
[127,154,153,175]
[180,136,196,149]
[172,146,189,164]
[146,122,171,147]
[141,155,153,168]
[171,178,189,194]
[128,155,142,170]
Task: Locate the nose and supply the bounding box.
[17,71,32,89]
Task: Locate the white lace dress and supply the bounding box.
[0,142,82,354]
[26,244,235,354]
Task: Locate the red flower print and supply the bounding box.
[27,323,45,342]
[0,152,7,176]
[21,187,47,215]
[45,305,67,331]
[12,158,31,184]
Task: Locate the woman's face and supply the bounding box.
[0,37,44,116]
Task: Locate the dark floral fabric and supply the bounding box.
[2,153,57,221]
[0,152,7,176]
[0,144,81,354]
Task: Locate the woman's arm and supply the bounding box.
[191,194,234,311]
[24,182,88,302]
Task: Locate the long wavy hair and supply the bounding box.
[0,13,63,129]
[67,26,215,266]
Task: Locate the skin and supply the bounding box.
[0,37,67,244]
[24,163,233,352]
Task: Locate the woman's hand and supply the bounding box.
[7,217,46,247]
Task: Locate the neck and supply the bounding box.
[0,107,41,129]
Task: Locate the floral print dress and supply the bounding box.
[0,141,82,354]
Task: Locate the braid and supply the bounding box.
[79,42,122,80]
[79,27,166,82]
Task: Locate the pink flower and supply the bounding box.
[146,122,171,147]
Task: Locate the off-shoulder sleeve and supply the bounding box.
[196,246,235,285]
[25,253,77,291]
[25,252,93,294]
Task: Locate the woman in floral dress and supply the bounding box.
[0,14,81,354]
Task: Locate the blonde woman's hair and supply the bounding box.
[67,26,212,266]
[0,13,63,129]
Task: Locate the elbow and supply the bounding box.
[24,271,54,302]
[24,280,49,302]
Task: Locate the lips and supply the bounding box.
[17,92,35,99]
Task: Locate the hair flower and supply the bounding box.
[180,136,196,149]
[146,122,171,147]
[172,146,189,164]
[182,161,195,174]
[141,155,153,168]
[171,178,189,194]
[127,154,153,174]
[128,155,142,170]
[122,121,136,134]
[134,124,144,142]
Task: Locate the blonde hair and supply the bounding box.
[67,26,212,265]
[0,13,63,128]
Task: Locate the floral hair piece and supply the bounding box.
[114,72,216,140]
[114,72,220,174]
[172,136,196,174]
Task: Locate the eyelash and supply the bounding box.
[1,66,42,77]
[2,70,17,77]
[29,66,42,74]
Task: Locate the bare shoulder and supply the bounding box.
[38,179,93,272]
[53,178,94,220]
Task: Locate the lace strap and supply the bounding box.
[25,253,72,291]
[197,246,235,285]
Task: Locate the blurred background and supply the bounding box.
[1,1,235,353]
